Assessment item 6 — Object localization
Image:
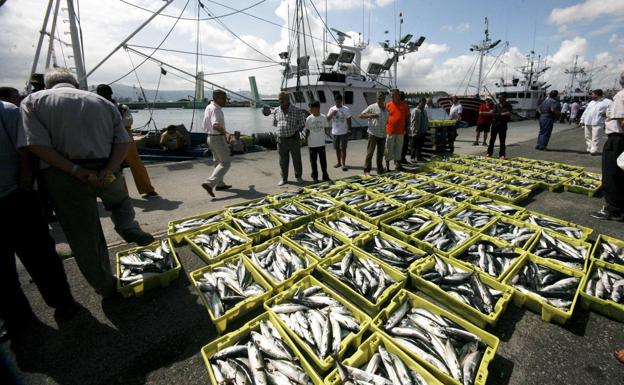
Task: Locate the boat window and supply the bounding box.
[364,92,377,105]
[317,90,326,103]
[344,91,354,104]
[294,91,305,103]
[517,93,524,98]
[506,92,517,98]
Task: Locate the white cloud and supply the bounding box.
[610,33,620,44]
[441,23,470,33]
[549,0,624,25]
[375,0,395,7]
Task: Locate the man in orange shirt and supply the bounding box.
[385,89,407,171]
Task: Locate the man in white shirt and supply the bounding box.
[580,89,612,155]
[560,101,570,123]
[570,100,580,125]
[327,93,352,171]
[305,101,330,181]
[360,91,387,176]
[591,73,624,220]
[448,96,462,153]
[201,89,231,197]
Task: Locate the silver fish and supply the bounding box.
[386,212,434,234]
[510,259,580,310]
[325,186,358,198]
[418,222,470,253]
[289,224,344,257]
[268,203,309,223]
[440,174,472,185]
[374,183,405,194]
[486,221,536,248]
[233,212,277,234]
[480,174,506,183]
[322,215,371,238]
[358,200,399,218]
[228,198,273,213]
[192,229,247,259]
[249,241,308,283]
[402,176,430,186]
[596,241,624,265]
[567,179,599,189]
[506,178,536,189]
[448,208,495,229]
[532,231,587,270]
[440,189,474,203]
[196,258,265,318]
[417,182,449,194]
[119,239,174,285]
[463,180,493,191]
[360,234,425,271]
[270,189,305,202]
[340,192,372,206]
[387,190,426,204]
[173,214,225,233]
[489,185,524,199]
[271,285,361,359]
[384,301,485,385]
[336,344,417,385]
[418,200,457,217]
[455,241,521,278]
[584,267,624,304]
[299,196,338,211]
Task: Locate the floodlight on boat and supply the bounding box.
[400,34,413,44]
[278,51,289,60]
[337,50,356,64]
[367,62,384,75]
[379,41,389,49]
[323,53,339,66]
[382,58,395,70]
[489,40,501,50]
[297,56,309,71]
[414,36,426,47]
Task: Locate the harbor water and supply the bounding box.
[131,107,276,135]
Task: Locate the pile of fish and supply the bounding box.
[421,171,447,179]
[481,174,506,183]
[418,182,449,194]
[335,345,431,385]
[595,240,624,265]
[233,212,278,234]
[510,259,580,309]
[488,185,524,200]
[584,267,624,303]
[559,164,582,173]
[360,234,424,271]
[386,212,435,234]
[172,213,226,233]
[455,241,521,278]
[579,172,601,181]
[354,178,383,188]
[384,172,406,180]
[119,239,175,285]
[191,228,247,259]
[358,200,399,218]
[228,198,273,214]
[268,203,310,223]
[448,208,495,229]
[299,196,338,211]
[441,174,471,185]
[322,215,371,238]
[531,174,564,185]
[420,257,503,315]
[289,224,343,257]
[525,214,585,239]
[485,221,536,247]
[195,258,266,318]
[506,178,535,189]
[388,190,426,204]
[307,181,335,192]
[403,176,430,186]
[419,222,471,253]
[209,319,313,385]
[440,189,473,202]
[419,200,457,217]
[550,170,573,179]
[270,286,361,359]
[249,241,308,283]
[456,169,482,177]
[471,199,521,217]
[463,181,493,191]
[532,231,587,270]
[507,169,536,179]
[374,183,404,194]
[270,189,305,202]
[325,186,358,198]
[340,192,372,206]
[567,179,600,189]
[326,250,396,303]
[382,301,486,385]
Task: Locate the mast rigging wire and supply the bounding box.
[119,0,265,21]
[125,44,276,63]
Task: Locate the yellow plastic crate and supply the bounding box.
[185,222,251,264]
[563,177,602,197]
[409,255,513,328]
[324,331,444,385]
[444,204,499,232]
[386,187,432,208]
[353,230,429,274]
[351,196,405,225]
[502,253,584,325]
[267,188,309,204]
[315,246,407,317]
[167,210,230,245]
[296,193,345,215]
[244,236,317,293]
[264,275,371,373]
[337,189,381,209]
[579,259,624,322]
[264,200,317,231]
[480,215,541,250]
[370,180,408,195]
[283,222,350,260]
[590,234,624,268]
[371,290,499,385]
[483,184,531,204]
[438,185,481,203]
[412,220,476,258]
[224,196,274,214]
[467,197,526,218]
[315,210,377,242]
[200,312,324,385]
[189,254,273,333]
[115,238,181,298]
[527,229,591,272]
[379,207,441,243]
[449,234,526,282]
[231,209,282,245]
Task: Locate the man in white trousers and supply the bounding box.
[580,89,612,155]
[201,89,232,197]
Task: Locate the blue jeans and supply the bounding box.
[537,116,554,149]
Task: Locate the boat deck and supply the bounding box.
[8,120,624,385]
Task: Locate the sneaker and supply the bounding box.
[201,183,215,197]
[590,208,623,221]
[278,180,287,186]
[122,229,155,246]
[486,153,492,158]
[142,191,159,199]
[342,166,349,171]
[473,141,479,146]
[296,177,304,183]
[215,184,232,191]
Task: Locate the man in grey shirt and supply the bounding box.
[19,68,153,297]
[1,98,77,332]
[536,90,561,150]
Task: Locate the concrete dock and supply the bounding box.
[6,120,624,385]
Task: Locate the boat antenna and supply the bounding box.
[470,17,501,97]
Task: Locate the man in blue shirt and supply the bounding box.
[536,90,561,150]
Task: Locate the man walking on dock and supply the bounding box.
[591,73,624,220]
[274,92,306,185]
[202,89,232,197]
[536,90,561,151]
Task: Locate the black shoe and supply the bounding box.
[123,229,155,246]
[590,209,623,221]
[322,176,331,181]
[142,191,159,199]
[201,182,215,197]
[417,157,427,162]
[215,184,232,191]
[473,141,479,146]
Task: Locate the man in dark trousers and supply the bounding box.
[591,72,624,220]
[487,93,512,159]
[0,96,77,335]
[536,90,561,150]
[410,98,429,162]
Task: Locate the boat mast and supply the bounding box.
[470,17,500,97]
[65,0,87,89]
[45,0,61,69]
[27,0,54,92]
[381,11,425,88]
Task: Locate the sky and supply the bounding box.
[1,0,623,97]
